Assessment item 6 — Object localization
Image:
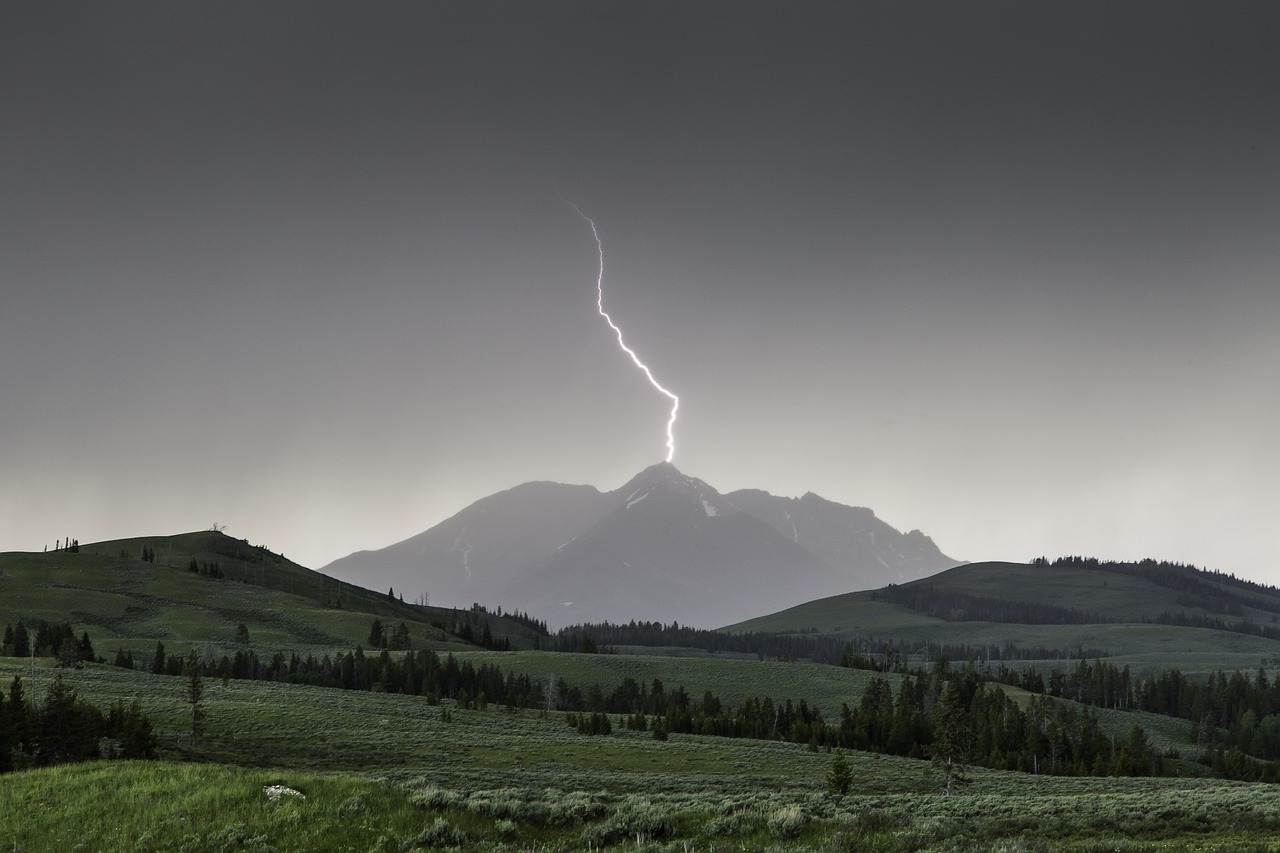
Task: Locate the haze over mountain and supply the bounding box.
[323,463,956,628]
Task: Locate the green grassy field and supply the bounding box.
[9,543,1280,849]
[7,655,1280,850]
[4,659,1280,852]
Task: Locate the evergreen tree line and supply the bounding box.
[365,616,515,652]
[835,665,1168,779]
[1130,665,1280,765]
[367,619,414,651]
[187,558,224,579]
[989,658,1135,710]
[0,674,157,774]
[426,606,539,650]
[118,632,1280,783]
[870,584,1108,625]
[1040,556,1280,616]
[2,620,98,665]
[483,604,549,636]
[1150,610,1280,641]
[553,620,1109,666]
[862,658,1280,782]
[547,660,1174,782]
[126,632,1280,781]
[433,618,513,651]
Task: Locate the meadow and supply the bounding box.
[6,658,1280,851]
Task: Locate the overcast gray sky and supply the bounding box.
[3,1,1277,584]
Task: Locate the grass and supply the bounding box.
[8,756,1280,851]
[0,761,431,852]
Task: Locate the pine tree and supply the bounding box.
[111,699,157,759]
[930,681,970,795]
[12,622,29,658]
[184,650,204,741]
[826,750,853,796]
[151,642,166,675]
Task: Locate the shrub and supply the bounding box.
[547,790,609,826]
[412,817,465,848]
[580,799,677,846]
[465,789,550,824]
[407,785,464,811]
[705,809,765,837]
[848,808,909,836]
[178,823,273,853]
[767,806,808,840]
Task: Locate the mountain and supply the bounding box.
[323,462,957,628]
[721,488,955,580]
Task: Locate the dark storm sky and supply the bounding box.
[3,2,1277,580]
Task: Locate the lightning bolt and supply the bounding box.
[566,201,680,463]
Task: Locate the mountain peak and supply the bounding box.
[638,460,681,477]
[614,460,689,492]
[609,461,734,517]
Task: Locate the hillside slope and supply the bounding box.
[726,558,1280,670]
[0,531,543,652]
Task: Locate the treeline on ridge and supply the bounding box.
[1038,556,1280,617]
[870,585,1106,625]
[553,621,1109,665]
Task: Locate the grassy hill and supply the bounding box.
[0,531,545,653]
[726,559,1280,675]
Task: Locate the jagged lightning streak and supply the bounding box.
[566,201,680,462]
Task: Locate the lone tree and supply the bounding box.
[929,680,970,795]
[367,618,386,649]
[826,750,853,796]
[151,642,166,675]
[184,650,204,742]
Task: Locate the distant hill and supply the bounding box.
[726,558,1280,669]
[0,531,544,653]
[323,462,957,628]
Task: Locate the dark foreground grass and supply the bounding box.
[7,760,1280,852]
[1,761,454,852]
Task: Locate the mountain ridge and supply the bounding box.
[323,462,958,628]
